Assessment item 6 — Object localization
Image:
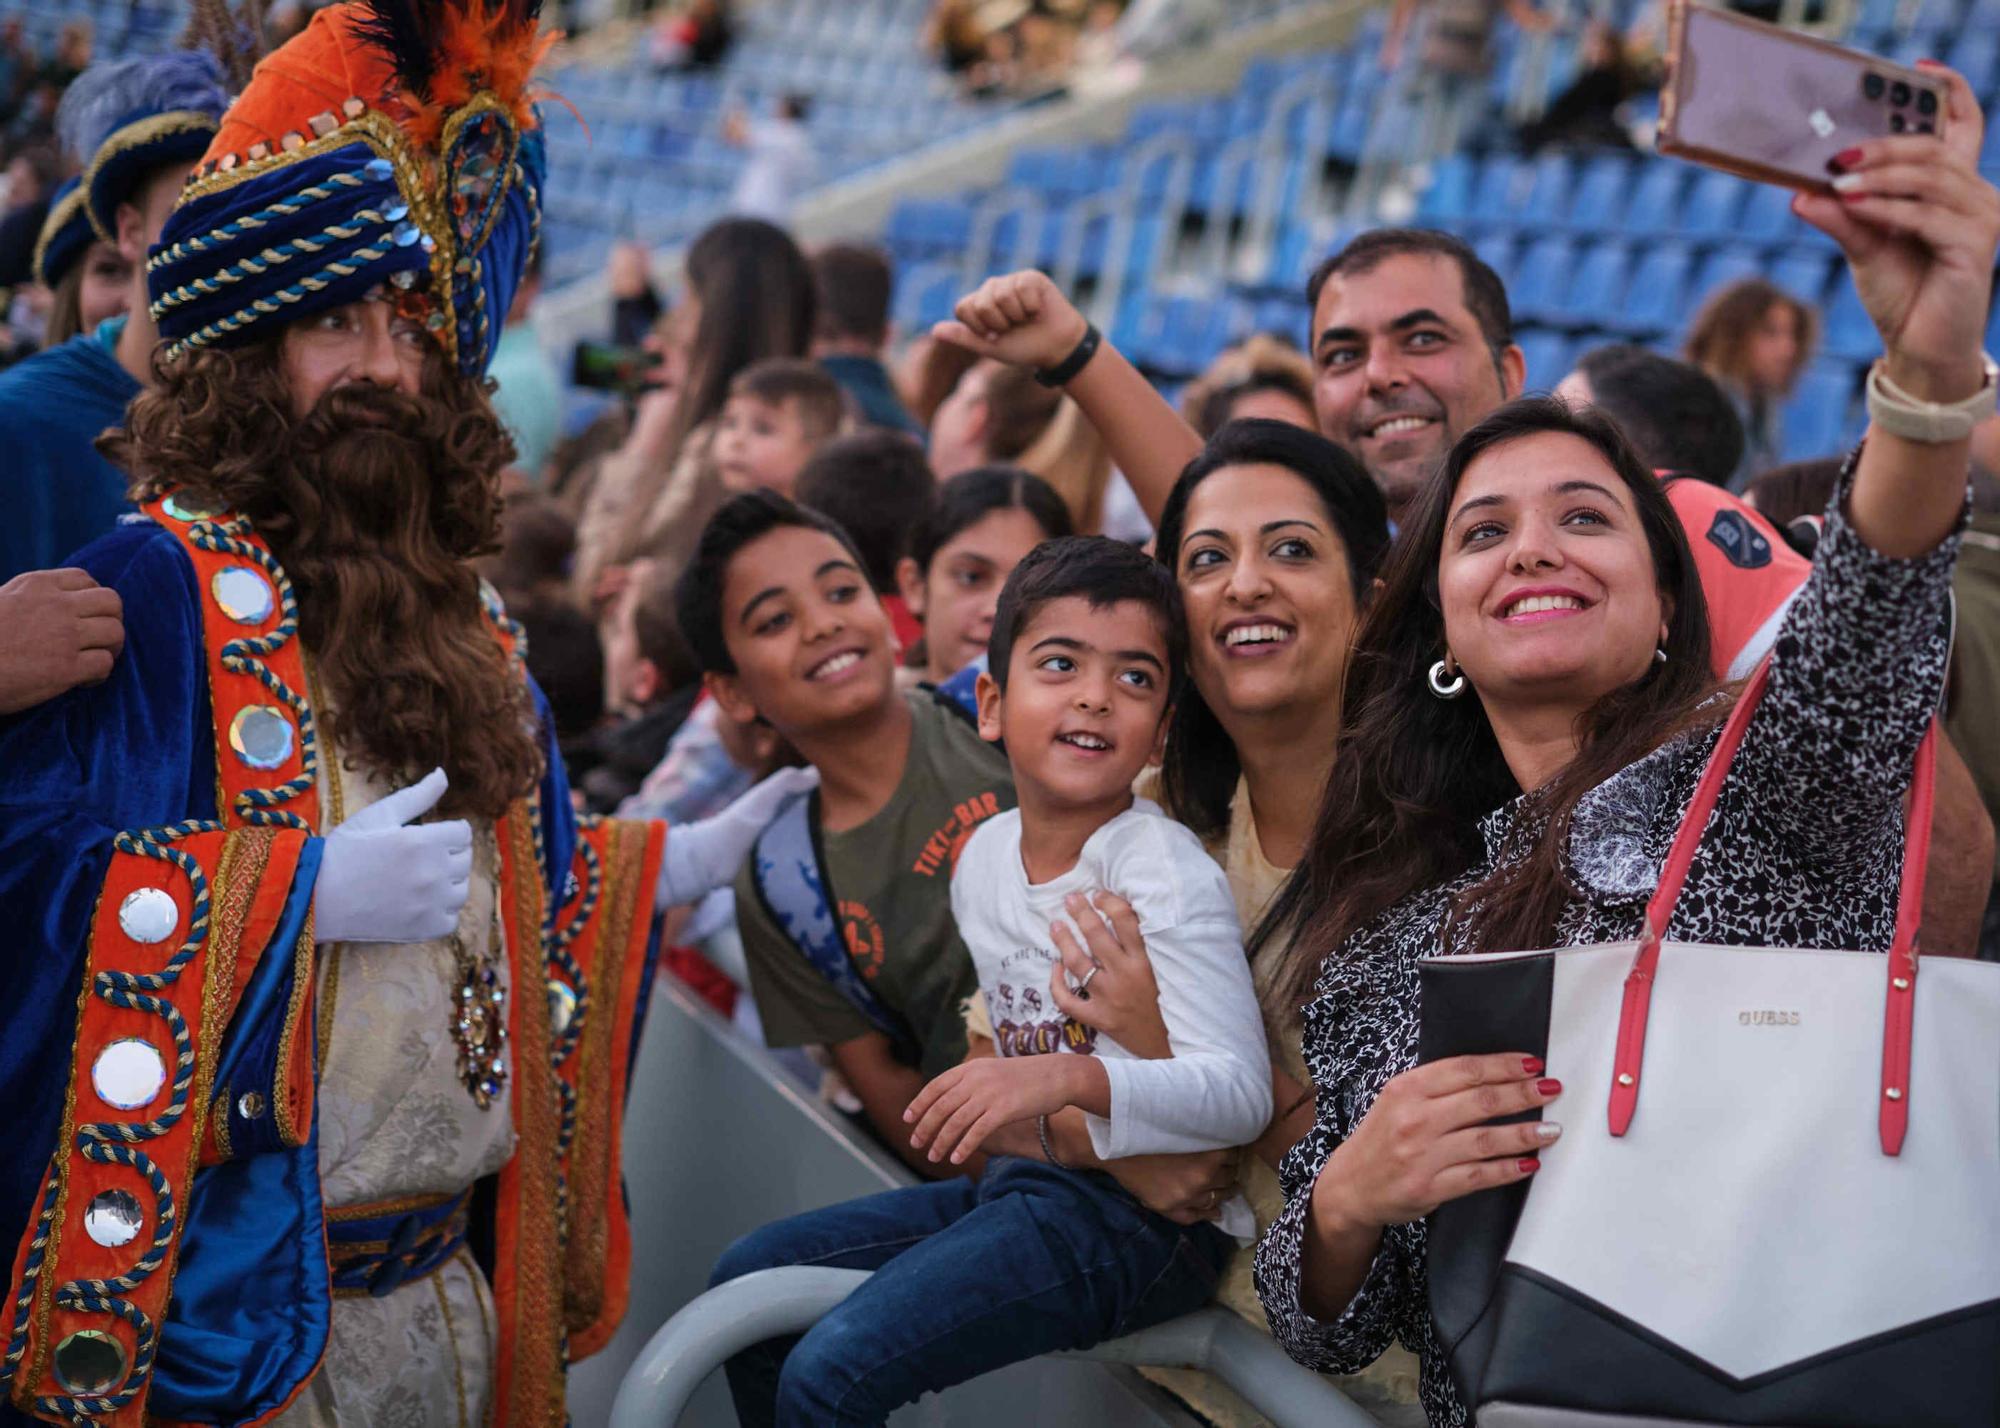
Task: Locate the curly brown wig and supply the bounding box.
[103,338,544,820]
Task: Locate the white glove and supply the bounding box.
[314,768,473,944]
[655,766,821,910]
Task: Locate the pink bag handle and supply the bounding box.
[1605,662,1938,1156]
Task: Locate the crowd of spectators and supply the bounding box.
[3,8,1998,1425]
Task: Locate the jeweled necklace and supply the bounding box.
[450,830,508,1110]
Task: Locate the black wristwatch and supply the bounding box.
[1034,322,1102,389]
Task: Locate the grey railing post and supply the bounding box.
[609,1267,1385,1428]
[606,1267,873,1428]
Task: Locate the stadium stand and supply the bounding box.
[862,0,2000,462]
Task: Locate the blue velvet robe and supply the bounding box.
[0,515,583,1425]
[0,318,142,585]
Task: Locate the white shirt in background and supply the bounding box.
[728,117,812,224]
[950,799,1273,1238]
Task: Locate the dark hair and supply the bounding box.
[616,217,815,563]
[516,598,604,744]
[1192,364,1315,439]
[794,429,935,593]
[1306,228,1513,364]
[811,242,894,348]
[1256,397,1720,1015]
[632,560,701,692]
[978,362,1063,460]
[676,489,871,675]
[484,493,576,607]
[1575,344,1746,488]
[1742,457,1844,528]
[987,535,1188,694]
[728,357,848,441]
[910,464,1073,573]
[1150,418,1391,841]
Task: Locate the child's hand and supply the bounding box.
[904,1055,1090,1166]
[1048,892,1170,1058]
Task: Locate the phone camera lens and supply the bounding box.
[1916,120,1935,134]
[1890,79,1913,106]
[1889,111,1908,132]
[1864,73,1886,99]
[1917,88,1938,116]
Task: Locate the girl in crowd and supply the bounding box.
[894,465,1074,687]
[33,176,131,347]
[1252,73,1998,1424]
[1684,275,1819,491]
[574,216,816,604]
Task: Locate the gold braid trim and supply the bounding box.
[562,821,647,1337]
[21,873,107,1402]
[499,805,566,1426]
[30,185,87,287]
[81,111,220,240]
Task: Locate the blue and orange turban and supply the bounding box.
[148,0,555,379]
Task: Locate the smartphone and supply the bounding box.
[570,340,654,394]
[1657,0,1948,193]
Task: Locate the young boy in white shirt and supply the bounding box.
[711,536,1272,1426]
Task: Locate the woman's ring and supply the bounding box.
[1075,964,1100,999]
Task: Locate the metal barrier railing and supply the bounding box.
[607,1265,1385,1428]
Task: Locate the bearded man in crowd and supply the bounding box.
[0,3,803,1423]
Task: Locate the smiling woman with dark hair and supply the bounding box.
[1250,68,2000,1415]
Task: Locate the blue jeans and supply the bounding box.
[709,1155,1232,1427]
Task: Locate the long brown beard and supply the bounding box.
[107,341,544,820]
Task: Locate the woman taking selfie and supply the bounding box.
[1251,68,1999,1425]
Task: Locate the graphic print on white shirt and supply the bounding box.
[987,944,1099,1058]
[951,799,1274,1242]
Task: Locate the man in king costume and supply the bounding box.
[0,3,808,1422]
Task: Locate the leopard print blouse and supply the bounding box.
[1252,459,1961,1426]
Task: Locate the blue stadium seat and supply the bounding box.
[1945,30,1999,94]
[1473,231,1520,289]
[1469,154,1535,225]
[1511,234,1580,324]
[1516,330,1576,391]
[1564,154,1633,234]
[1820,280,1881,362]
[1678,170,1749,239]
[1782,364,1864,463]
[1523,152,1576,219]
[1545,239,1632,329]
[1417,154,1477,226]
[1735,181,1806,245]
[1688,247,1768,314]
[1621,163,1689,236]
[1769,251,1836,310]
[1617,242,1695,334]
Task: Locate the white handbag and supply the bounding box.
[1418,666,2000,1426]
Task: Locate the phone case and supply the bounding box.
[1657,0,1948,193]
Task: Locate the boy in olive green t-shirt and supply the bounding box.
[679,491,1013,1176]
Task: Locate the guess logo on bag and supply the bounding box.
[1739,1009,1802,1026]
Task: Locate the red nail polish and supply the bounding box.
[1841,188,1868,203]
[1834,146,1864,166]
[1537,1078,1563,1097]
[1518,1158,1541,1173]
[1522,1056,1544,1075]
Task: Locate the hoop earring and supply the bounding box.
[1654,646,1668,665]
[1427,659,1466,699]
